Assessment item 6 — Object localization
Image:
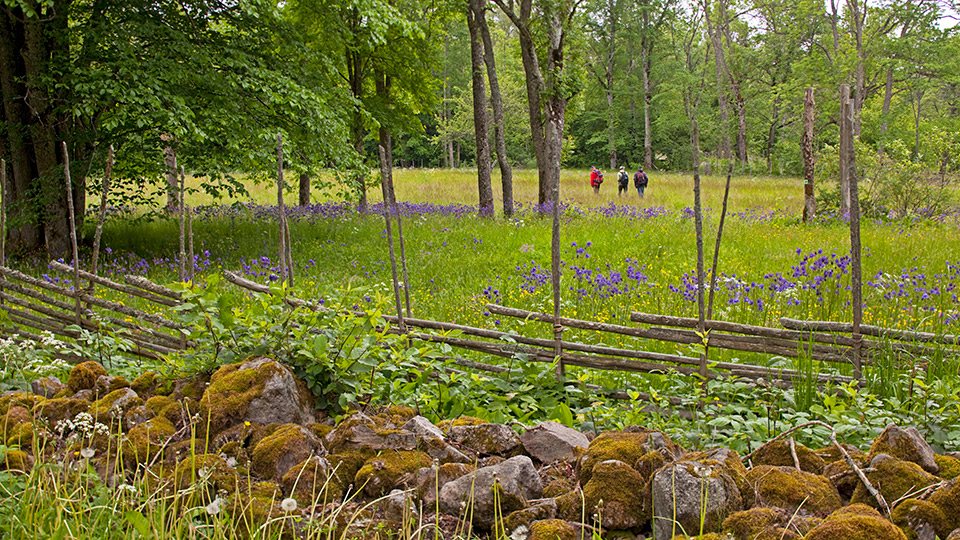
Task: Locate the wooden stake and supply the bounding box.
[386,163,412,318]
[178,166,186,282]
[379,145,405,331]
[707,164,733,321]
[61,142,81,325]
[845,98,864,380]
[187,206,195,283]
[802,87,816,222]
[551,168,564,381]
[91,145,114,279]
[839,84,851,215]
[277,133,290,287]
[691,120,708,377]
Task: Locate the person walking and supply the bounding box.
[617,166,629,197]
[634,166,649,199]
[590,166,603,194]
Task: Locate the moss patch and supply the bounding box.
[89,388,142,421]
[199,361,285,435]
[282,456,344,502]
[804,504,907,540]
[124,416,176,464]
[582,459,647,530]
[355,450,431,497]
[892,498,949,540]
[144,395,180,423]
[250,424,319,482]
[936,454,960,480]
[751,439,826,474]
[929,477,960,532]
[578,430,658,485]
[747,465,841,515]
[0,393,44,417]
[67,361,107,393]
[173,453,239,493]
[1,449,31,472]
[529,519,576,540]
[851,458,939,508]
[32,398,89,425]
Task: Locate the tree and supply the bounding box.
[467,0,495,216]
[493,0,581,205]
[1,0,350,256]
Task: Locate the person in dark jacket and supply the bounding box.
[634,166,649,199]
[617,166,629,197]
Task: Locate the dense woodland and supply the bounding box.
[1,0,959,254]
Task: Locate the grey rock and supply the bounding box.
[872,424,938,474]
[403,416,445,440]
[520,421,589,464]
[239,357,315,426]
[448,423,521,456]
[415,462,474,508]
[31,376,64,398]
[251,424,323,483]
[384,489,419,522]
[325,418,417,454]
[439,455,543,529]
[651,460,743,540]
[72,389,94,401]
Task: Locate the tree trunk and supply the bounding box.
[642,26,653,170]
[161,135,178,212]
[467,0,494,217]
[605,0,617,170]
[878,67,893,154]
[704,1,732,161]
[299,172,310,206]
[839,84,851,214]
[802,87,816,222]
[477,0,513,217]
[766,94,780,173]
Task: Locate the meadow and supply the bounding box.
[19,168,960,450]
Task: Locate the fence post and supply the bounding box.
[91,145,114,280]
[178,166,186,283]
[802,87,816,222]
[277,133,291,287]
[839,84,851,215]
[379,145,406,332]
[844,99,864,380]
[62,142,82,325]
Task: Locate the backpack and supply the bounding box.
[597,171,604,183]
[634,171,648,188]
[618,171,629,186]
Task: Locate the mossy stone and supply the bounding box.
[124,416,176,464]
[89,388,142,421]
[746,465,842,515]
[6,422,38,448]
[529,519,576,540]
[503,503,557,535]
[554,491,584,521]
[1,449,32,472]
[929,477,960,532]
[218,441,250,469]
[851,458,939,508]
[892,497,949,540]
[355,450,431,497]
[936,454,960,480]
[668,535,723,540]
[0,392,44,417]
[722,507,801,540]
[131,371,160,396]
[373,405,416,428]
[2,406,32,443]
[578,430,664,485]
[543,476,576,498]
[685,448,755,508]
[308,422,334,439]
[250,423,321,482]
[868,424,938,474]
[173,453,239,492]
[67,361,107,393]
[32,398,89,424]
[582,459,648,530]
[751,439,826,474]
[804,504,907,540]
[282,455,344,502]
[144,395,180,423]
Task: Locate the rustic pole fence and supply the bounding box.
[61,143,82,325]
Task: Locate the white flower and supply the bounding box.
[117,483,137,495]
[80,447,95,459]
[205,498,222,515]
[280,497,298,512]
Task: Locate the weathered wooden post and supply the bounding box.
[691,120,708,378]
[91,145,114,279]
[379,145,406,332]
[62,142,82,325]
[802,87,816,222]
[839,84,851,215]
[1,158,5,269]
[551,159,564,381]
[178,166,186,283]
[188,207,195,283]
[843,99,864,380]
[277,133,291,287]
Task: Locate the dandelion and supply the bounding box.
[80,447,95,459]
[205,498,223,515]
[281,497,298,512]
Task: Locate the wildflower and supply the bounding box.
[80,447,95,459]
[281,497,298,512]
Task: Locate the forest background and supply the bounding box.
[2,0,960,259]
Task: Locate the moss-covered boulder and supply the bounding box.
[355,450,431,497]
[144,395,180,422]
[67,361,107,393]
[684,448,755,508]
[936,454,960,480]
[199,357,315,437]
[529,519,576,540]
[892,498,949,540]
[1,448,32,472]
[746,465,842,515]
[2,406,31,432]
[651,459,744,540]
[30,376,64,398]
[851,457,939,509]
[415,462,474,507]
[929,477,960,532]
[447,423,522,456]
[32,397,89,425]
[325,413,416,454]
[6,422,42,448]
[751,438,826,474]
[868,424,938,475]
[130,371,163,396]
[172,453,240,493]
[722,507,801,540]
[804,504,907,540]
[281,455,344,502]
[123,416,176,464]
[581,459,647,530]
[578,429,680,485]
[0,392,44,417]
[89,388,142,421]
[250,423,322,483]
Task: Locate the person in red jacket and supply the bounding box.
[590,166,603,194]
